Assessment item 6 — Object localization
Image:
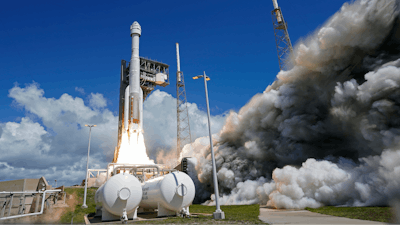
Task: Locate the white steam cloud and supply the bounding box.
[182,0,400,209]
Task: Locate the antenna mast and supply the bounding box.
[176,43,192,159]
[271,0,294,70]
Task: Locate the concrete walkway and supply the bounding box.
[259,208,388,225]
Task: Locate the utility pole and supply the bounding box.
[82,124,96,209]
[271,0,294,70]
[176,43,193,159]
[192,72,225,219]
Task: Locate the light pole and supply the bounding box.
[82,124,96,209]
[193,72,225,219]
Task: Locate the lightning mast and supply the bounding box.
[271,0,294,70]
[176,43,192,158]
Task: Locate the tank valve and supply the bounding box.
[121,208,128,223]
[179,207,190,218]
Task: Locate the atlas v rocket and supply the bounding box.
[113,21,169,162]
[126,21,143,135]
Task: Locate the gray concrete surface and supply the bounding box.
[259,208,388,225]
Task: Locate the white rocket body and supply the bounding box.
[128,22,143,135]
[124,85,143,134]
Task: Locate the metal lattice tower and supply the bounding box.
[176,43,192,158]
[271,0,294,70]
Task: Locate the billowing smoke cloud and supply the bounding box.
[182,0,400,208]
[143,90,226,161]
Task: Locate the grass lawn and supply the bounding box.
[60,187,98,224]
[136,204,266,224]
[306,206,395,223]
[59,187,265,224]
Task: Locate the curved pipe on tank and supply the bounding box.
[107,163,136,180]
[113,166,137,176]
[106,163,162,180]
[136,165,160,177]
[161,169,178,175]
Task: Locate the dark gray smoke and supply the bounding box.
[181,0,400,208]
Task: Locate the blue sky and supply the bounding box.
[1,0,348,121]
[0,0,351,185]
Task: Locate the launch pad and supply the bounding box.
[90,21,195,223]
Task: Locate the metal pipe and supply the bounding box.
[129,168,137,176]
[107,163,160,180]
[113,166,137,175]
[1,200,6,217]
[34,193,40,213]
[136,165,160,177]
[0,190,61,220]
[7,194,13,217]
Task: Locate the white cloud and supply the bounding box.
[89,93,107,109]
[1,83,118,185]
[1,83,227,186]
[75,87,85,95]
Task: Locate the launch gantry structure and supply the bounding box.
[176,43,192,158]
[114,57,169,162]
[271,0,293,70]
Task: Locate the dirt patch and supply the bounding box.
[0,193,75,224]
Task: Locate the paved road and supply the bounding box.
[259,208,388,225]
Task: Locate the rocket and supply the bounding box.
[124,21,143,138]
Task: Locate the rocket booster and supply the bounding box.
[127,21,143,135]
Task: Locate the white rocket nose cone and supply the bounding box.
[130,21,142,36]
[118,187,131,200]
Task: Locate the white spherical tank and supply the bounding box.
[95,173,142,216]
[139,171,195,212]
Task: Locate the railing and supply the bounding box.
[88,169,107,179]
[106,163,177,182]
[0,190,61,220]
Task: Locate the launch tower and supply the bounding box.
[175,43,192,158]
[271,0,293,70]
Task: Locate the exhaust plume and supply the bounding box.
[182,0,400,208]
